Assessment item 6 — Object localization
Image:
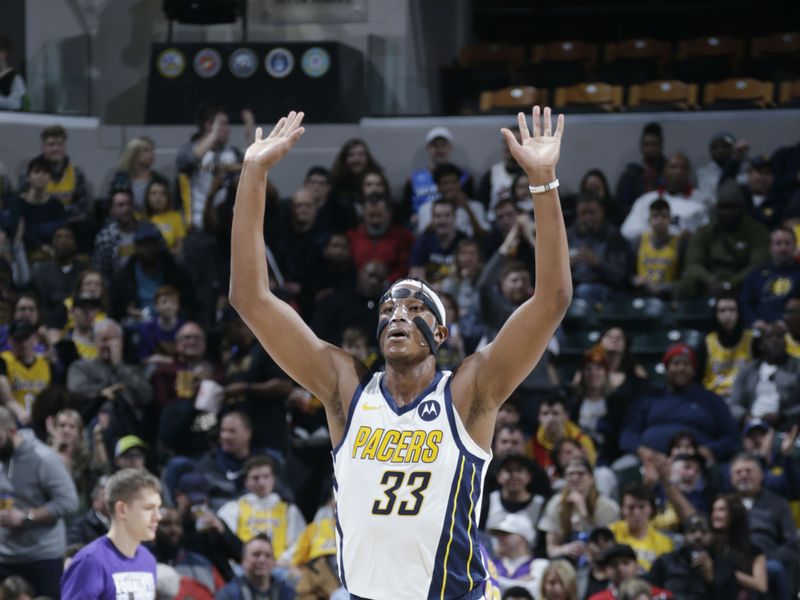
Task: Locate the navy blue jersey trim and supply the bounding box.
[333,473,347,589]
[443,378,487,467]
[331,370,375,458]
[380,371,444,415]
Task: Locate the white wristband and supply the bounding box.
[528,179,560,194]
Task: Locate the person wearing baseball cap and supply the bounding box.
[113,435,148,470]
[404,126,474,216]
[620,342,740,463]
[489,512,548,595]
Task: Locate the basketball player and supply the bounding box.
[230,107,570,600]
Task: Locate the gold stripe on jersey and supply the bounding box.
[440,455,466,600]
[466,462,476,589]
[351,426,442,463]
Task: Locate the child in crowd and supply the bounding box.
[137,284,184,361]
[217,455,306,562]
[632,198,682,298]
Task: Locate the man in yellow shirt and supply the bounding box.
[0,320,51,424]
[609,483,673,571]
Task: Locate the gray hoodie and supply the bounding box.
[0,430,79,561]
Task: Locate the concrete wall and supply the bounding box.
[2,110,799,203]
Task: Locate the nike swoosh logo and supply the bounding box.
[362,404,384,411]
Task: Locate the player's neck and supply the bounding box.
[107,525,140,558]
[383,359,437,407]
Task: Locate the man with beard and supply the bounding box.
[30,225,90,322]
[0,405,79,597]
[346,193,413,283]
[567,193,632,303]
[729,321,800,426]
[152,506,224,596]
[680,180,770,299]
[620,343,740,466]
[648,514,738,599]
[740,227,800,328]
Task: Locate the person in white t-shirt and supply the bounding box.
[621,153,711,242]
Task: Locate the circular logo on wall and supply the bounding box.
[229,48,258,79]
[156,48,186,79]
[194,48,223,79]
[301,47,331,78]
[264,48,294,79]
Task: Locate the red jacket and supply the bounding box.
[347,224,414,283]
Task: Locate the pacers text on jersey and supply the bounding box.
[351,426,442,463]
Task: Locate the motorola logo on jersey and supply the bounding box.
[418,400,441,421]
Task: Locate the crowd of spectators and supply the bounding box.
[0,106,798,600]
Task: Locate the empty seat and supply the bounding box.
[745,32,800,80]
[703,78,775,108]
[479,86,548,113]
[600,38,671,84]
[597,297,669,325]
[458,43,526,68]
[631,328,703,357]
[553,82,623,112]
[674,35,745,83]
[778,79,800,107]
[627,80,698,111]
[528,40,599,87]
[671,298,716,329]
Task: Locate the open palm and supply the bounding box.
[501,106,564,175]
[243,111,305,170]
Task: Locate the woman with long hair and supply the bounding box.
[330,138,383,206]
[710,494,767,596]
[144,179,185,255]
[108,136,166,211]
[539,457,619,563]
[697,293,753,399]
[539,559,578,600]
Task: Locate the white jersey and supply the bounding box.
[333,371,491,600]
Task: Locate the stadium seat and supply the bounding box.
[531,40,599,67]
[671,298,716,329]
[559,328,602,357]
[740,32,798,82]
[478,86,548,113]
[458,43,526,69]
[630,328,703,357]
[553,82,624,112]
[600,38,671,84]
[778,79,800,107]
[627,80,699,111]
[562,298,600,331]
[597,297,668,325]
[703,78,775,108]
[674,35,745,83]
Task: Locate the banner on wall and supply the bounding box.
[146,42,366,124]
[258,0,368,23]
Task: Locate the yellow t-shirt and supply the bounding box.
[636,231,680,284]
[150,211,186,251]
[786,333,800,360]
[609,520,673,571]
[0,350,51,415]
[702,329,754,397]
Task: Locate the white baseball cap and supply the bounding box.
[489,512,535,546]
[425,126,453,145]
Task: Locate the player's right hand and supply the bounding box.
[243,111,305,171]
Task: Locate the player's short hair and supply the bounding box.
[27,157,50,175]
[432,163,462,183]
[539,393,568,411]
[641,121,663,140]
[621,482,656,514]
[105,468,160,516]
[221,409,252,431]
[304,166,331,182]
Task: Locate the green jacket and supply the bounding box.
[682,214,770,295]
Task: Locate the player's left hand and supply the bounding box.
[243,111,305,171]
[501,106,564,181]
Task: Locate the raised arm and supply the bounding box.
[456,107,571,408]
[229,112,364,440]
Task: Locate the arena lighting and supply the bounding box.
[163,0,248,41]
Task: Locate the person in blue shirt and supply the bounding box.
[621,343,740,470]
